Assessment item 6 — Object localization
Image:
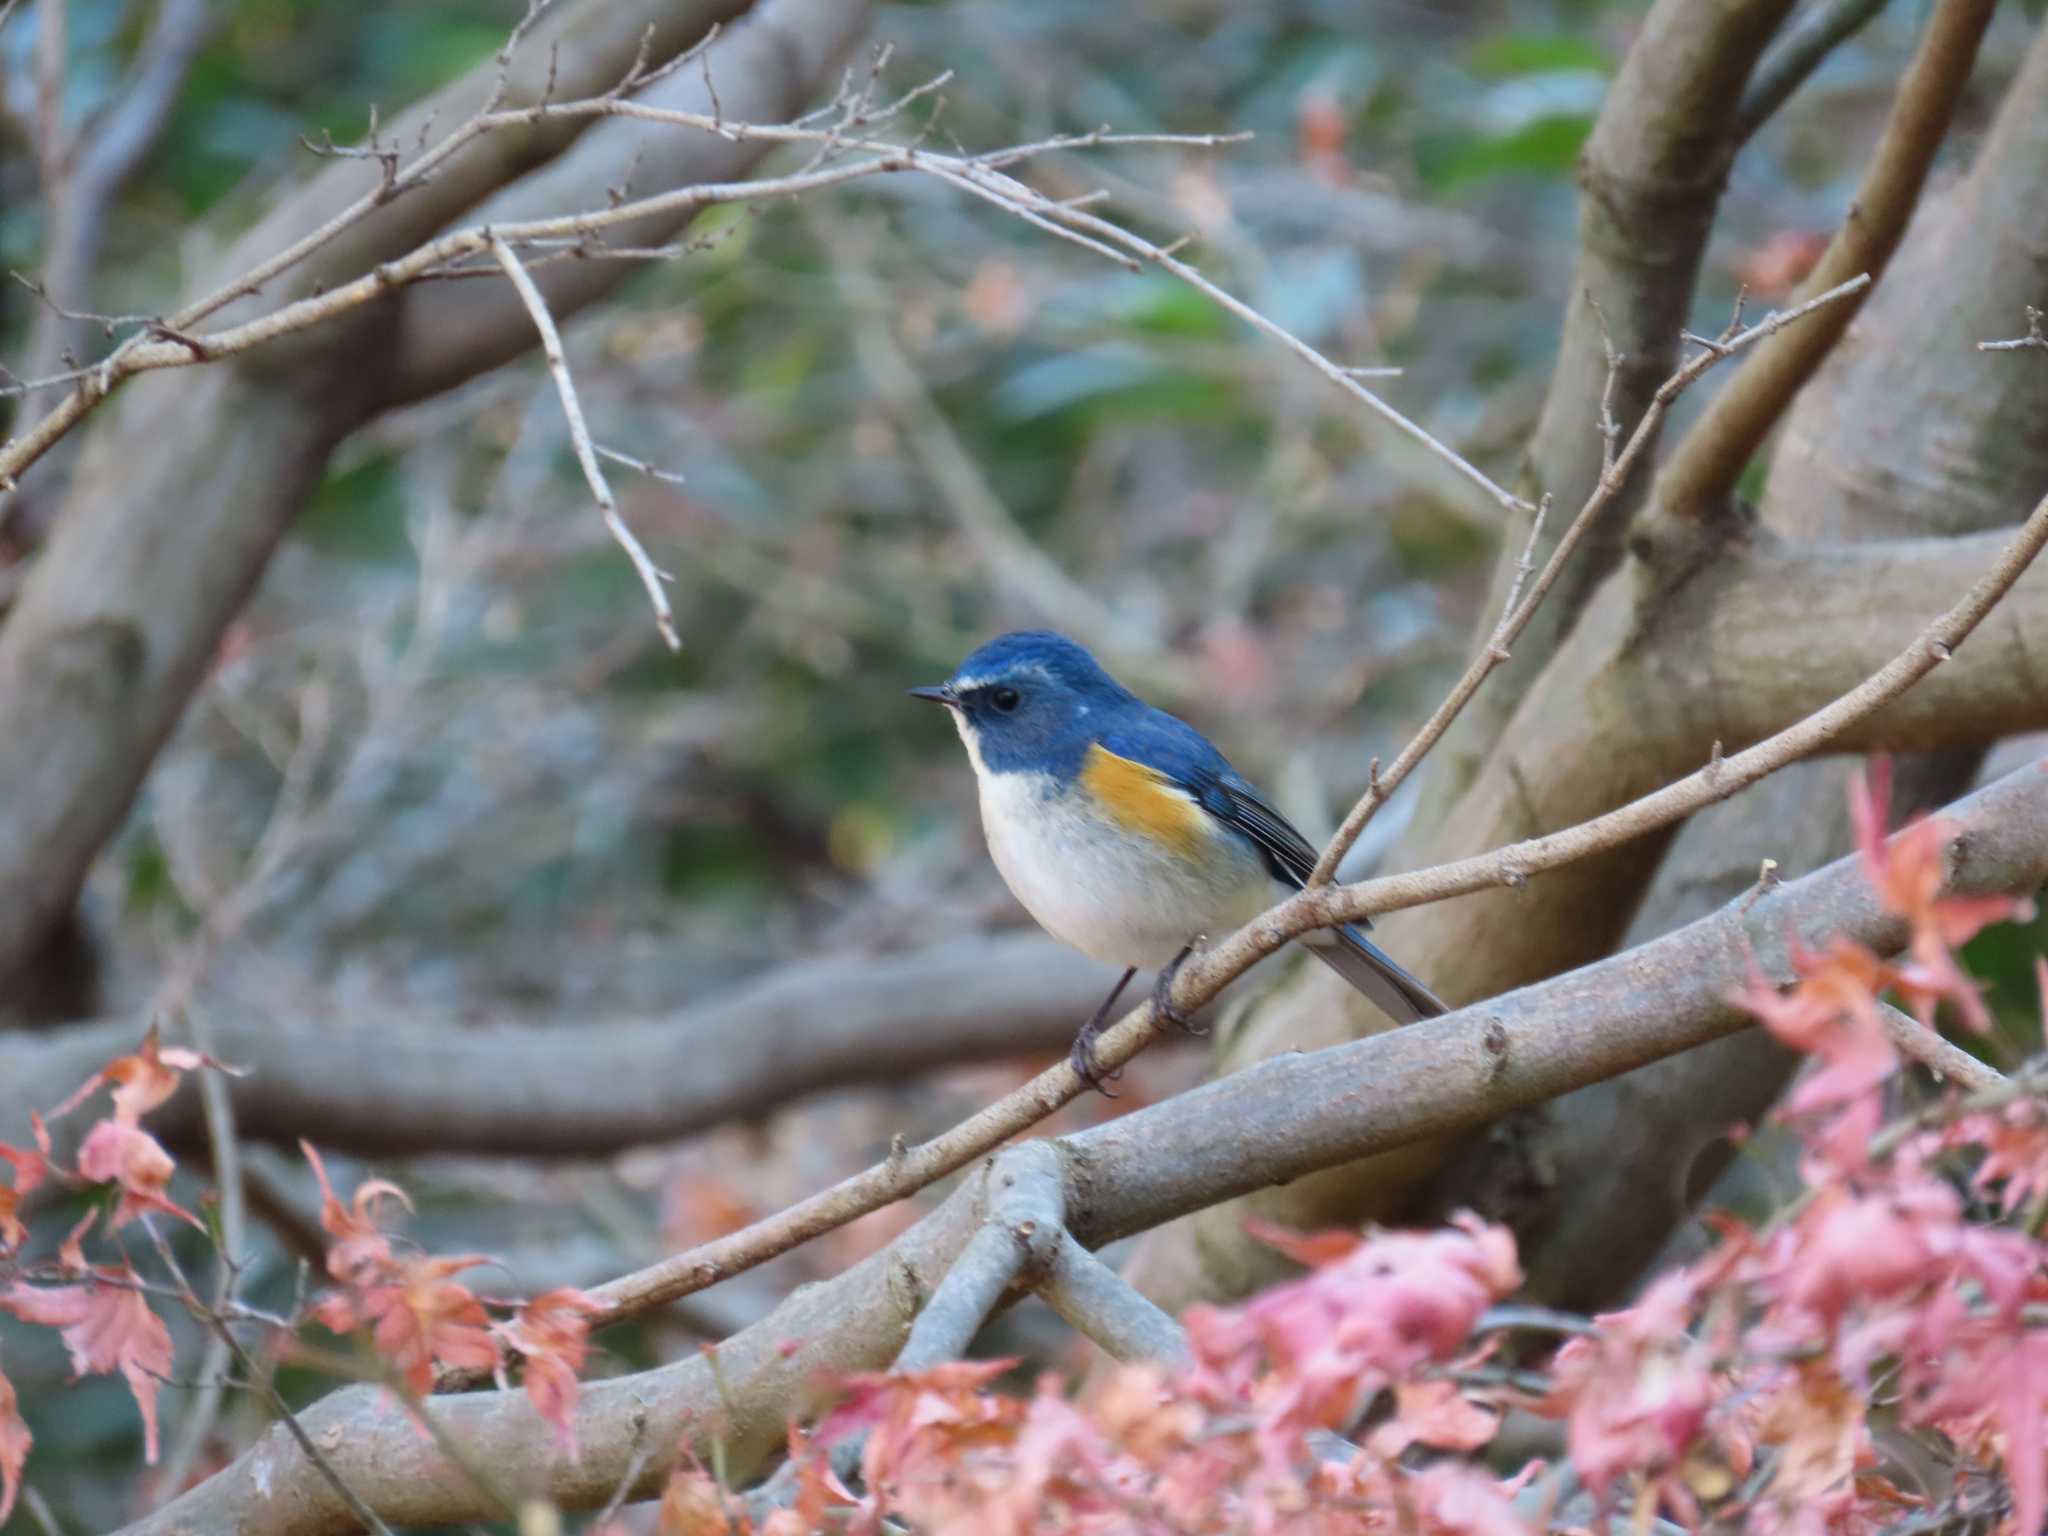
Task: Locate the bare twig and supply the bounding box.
[1874,1001,2007,1093]
[14,0,213,438]
[938,156,1527,514]
[0,121,1246,492]
[141,1220,396,1536]
[595,444,688,486]
[153,1032,246,1496]
[581,1051,1086,1329]
[1306,277,1872,885]
[491,235,678,650]
[1980,307,2048,353]
[0,85,1505,543]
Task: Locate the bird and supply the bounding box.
[912,630,1446,1092]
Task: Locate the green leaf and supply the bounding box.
[296,451,413,565]
[1416,114,1594,195]
[1469,32,1614,79]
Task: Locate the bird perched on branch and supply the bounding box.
[913,630,1446,1091]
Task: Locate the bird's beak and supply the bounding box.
[908,683,959,709]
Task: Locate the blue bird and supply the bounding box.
[913,631,1446,1091]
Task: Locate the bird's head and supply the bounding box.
[911,630,1134,778]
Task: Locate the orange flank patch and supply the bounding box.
[1081,744,1210,860]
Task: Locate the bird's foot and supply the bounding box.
[1152,941,1203,1035]
[1069,964,1136,1098]
[1068,1025,1122,1098]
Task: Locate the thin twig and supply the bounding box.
[141,1219,397,1536]
[1979,306,2048,353]
[1874,1001,2007,1093]
[0,93,1481,539]
[1306,276,1871,886]
[942,156,1526,514]
[491,236,678,650]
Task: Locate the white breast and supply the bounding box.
[967,749,1272,971]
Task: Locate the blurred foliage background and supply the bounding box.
[3,0,2040,1524]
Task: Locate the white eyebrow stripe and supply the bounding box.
[951,662,1053,692]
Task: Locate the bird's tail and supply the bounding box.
[1305,922,1448,1024]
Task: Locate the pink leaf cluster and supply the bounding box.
[495,1287,605,1456]
[1522,759,2047,1532]
[653,1218,1532,1535]
[299,1141,599,1449]
[301,1140,499,1396]
[0,1024,230,1509]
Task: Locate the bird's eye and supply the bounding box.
[990,686,1022,713]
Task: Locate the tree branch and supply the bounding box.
[1415,0,1799,810]
[0,0,858,994]
[894,1140,1063,1371]
[530,486,2048,1339]
[1652,0,1996,522]
[490,235,677,649]
[16,0,214,435]
[1447,20,2048,1311]
[0,932,1123,1158]
[1039,1233,1189,1366]
[114,759,2048,1536]
[1307,277,1871,886]
[1736,0,1895,141]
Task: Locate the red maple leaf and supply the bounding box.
[0,1125,48,1252]
[301,1139,410,1287]
[52,1022,236,1125]
[0,1362,28,1524]
[1850,758,2032,1029]
[1,1268,173,1462]
[314,1254,500,1397]
[76,1119,201,1232]
[497,1288,603,1456]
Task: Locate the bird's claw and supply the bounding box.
[1152,941,1203,1035]
[1069,1029,1122,1098]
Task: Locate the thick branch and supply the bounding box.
[117,761,2048,1536]
[896,1140,1063,1370]
[1454,17,2048,1310]
[0,933,1119,1157]
[1039,1234,1190,1366]
[1422,0,1797,808]
[1653,0,1996,520]
[1306,512,2048,1028]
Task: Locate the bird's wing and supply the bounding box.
[1199,768,1450,1024]
[1196,774,1322,888]
[1100,710,1325,887]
